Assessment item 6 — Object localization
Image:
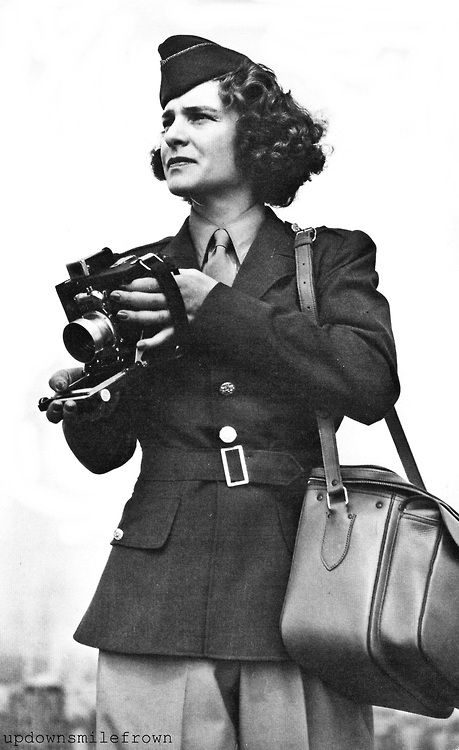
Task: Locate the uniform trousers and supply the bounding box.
[97,651,374,750]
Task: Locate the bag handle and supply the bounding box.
[293,226,426,504]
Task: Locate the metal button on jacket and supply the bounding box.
[113,528,124,541]
[219,426,238,444]
[219,381,236,396]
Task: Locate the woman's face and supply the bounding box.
[160,80,249,202]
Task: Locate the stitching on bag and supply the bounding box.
[403,512,439,526]
[417,527,459,697]
[320,512,356,571]
[372,501,449,712]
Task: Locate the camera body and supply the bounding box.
[38,245,189,412]
[38,244,188,413]
[56,246,180,374]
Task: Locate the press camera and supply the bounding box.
[38,246,188,411]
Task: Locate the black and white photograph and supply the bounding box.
[1,1,458,748]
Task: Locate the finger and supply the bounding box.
[62,400,79,420]
[120,277,162,293]
[49,367,84,392]
[46,400,64,424]
[116,309,171,327]
[136,326,175,351]
[111,290,167,311]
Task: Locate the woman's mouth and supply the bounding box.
[167,157,196,169]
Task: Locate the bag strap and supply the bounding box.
[293,226,426,502]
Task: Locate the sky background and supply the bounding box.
[0,0,458,698]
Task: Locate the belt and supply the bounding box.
[140,447,318,487]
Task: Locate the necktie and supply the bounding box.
[202,228,238,286]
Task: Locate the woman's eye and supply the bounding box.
[190,113,212,123]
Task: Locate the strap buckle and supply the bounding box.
[291,224,317,243]
[326,485,349,511]
[220,445,249,487]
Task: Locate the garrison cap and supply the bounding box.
[158,35,252,108]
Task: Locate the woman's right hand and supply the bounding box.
[46,367,123,425]
[46,367,85,423]
[46,366,135,472]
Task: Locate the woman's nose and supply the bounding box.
[164,117,189,146]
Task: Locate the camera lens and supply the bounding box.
[63,312,116,363]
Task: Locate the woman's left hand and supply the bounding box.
[110,268,218,351]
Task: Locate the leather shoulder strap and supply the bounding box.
[293,226,426,494]
[294,227,318,319]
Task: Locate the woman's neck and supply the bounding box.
[190,187,261,227]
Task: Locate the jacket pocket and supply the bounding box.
[111,479,182,549]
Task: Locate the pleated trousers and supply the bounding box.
[96,652,374,750]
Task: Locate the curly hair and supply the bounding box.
[151,60,327,207]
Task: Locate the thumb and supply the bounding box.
[49,367,84,392]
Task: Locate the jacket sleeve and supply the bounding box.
[191,229,400,425]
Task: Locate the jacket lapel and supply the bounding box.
[161,219,200,269]
[161,208,296,299]
[232,208,296,299]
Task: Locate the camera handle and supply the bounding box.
[37,360,149,412]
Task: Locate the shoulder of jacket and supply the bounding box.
[285,221,374,246]
[285,222,377,285]
[315,226,374,247]
[314,229,377,284]
[291,225,376,260]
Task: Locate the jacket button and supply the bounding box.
[113,528,124,541]
[219,381,236,396]
[219,426,238,444]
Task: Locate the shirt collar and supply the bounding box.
[189,203,266,269]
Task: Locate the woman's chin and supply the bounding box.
[166,179,196,197]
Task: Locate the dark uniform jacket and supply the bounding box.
[72,207,399,660]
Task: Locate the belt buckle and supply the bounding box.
[220,445,249,487]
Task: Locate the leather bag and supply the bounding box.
[280,227,459,718]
